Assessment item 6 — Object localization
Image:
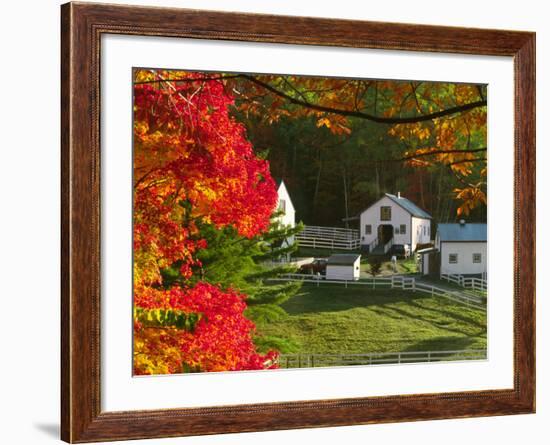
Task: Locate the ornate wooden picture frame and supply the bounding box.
[61,2,535,442]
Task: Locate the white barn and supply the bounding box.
[435,222,487,276]
[326,254,361,281]
[360,193,431,254]
[275,179,296,248]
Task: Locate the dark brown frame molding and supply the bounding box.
[61,2,536,442]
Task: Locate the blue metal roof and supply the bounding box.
[384,193,432,219]
[437,223,487,242]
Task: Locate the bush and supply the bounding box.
[368,256,383,277]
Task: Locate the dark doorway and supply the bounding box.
[378,224,394,244]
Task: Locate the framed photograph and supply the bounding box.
[61,2,535,442]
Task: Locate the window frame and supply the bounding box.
[380,206,392,221]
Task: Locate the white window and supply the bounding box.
[473,253,482,263]
[278,199,286,212]
[400,224,406,234]
[449,253,458,264]
[394,226,399,235]
[365,224,372,235]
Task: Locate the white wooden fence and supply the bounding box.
[279,349,487,368]
[441,273,488,291]
[270,274,485,309]
[295,225,361,250]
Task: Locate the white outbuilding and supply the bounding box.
[359,193,432,254]
[435,222,487,277]
[275,180,296,258]
[326,254,361,281]
[276,179,295,232]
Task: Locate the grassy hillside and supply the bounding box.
[254,283,486,359]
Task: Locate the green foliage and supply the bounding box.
[245,304,288,323]
[134,308,202,331]
[158,215,305,351]
[253,335,301,354]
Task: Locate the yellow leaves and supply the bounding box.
[316,117,331,129]
[133,329,182,375]
[316,115,351,135]
[317,117,331,128]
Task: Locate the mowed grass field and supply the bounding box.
[255,283,487,356]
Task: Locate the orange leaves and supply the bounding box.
[316,115,351,135]
[454,185,487,216]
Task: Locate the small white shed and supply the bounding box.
[326,254,361,281]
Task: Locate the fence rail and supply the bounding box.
[441,273,487,291]
[279,349,487,368]
[295,225,361,251]
[299,225,359,240]
[295,235,361,250]
[270,274,485,309]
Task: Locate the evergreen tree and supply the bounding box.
[159,211,305,353]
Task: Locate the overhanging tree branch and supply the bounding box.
[135,73,487,125]
[381,147,487,163]
[240,74,487,124]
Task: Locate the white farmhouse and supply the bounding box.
[275,179,296,248]
[326,254,361,281]
[435,222,487,277]
[359,193,431,254]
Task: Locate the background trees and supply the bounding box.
[229,75,487,225]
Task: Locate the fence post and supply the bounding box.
[412,279,416,293]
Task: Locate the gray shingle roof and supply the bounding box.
[437,223,487,242]
[327,254,361,265]
[384,193,432,219]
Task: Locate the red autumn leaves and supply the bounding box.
[133,70,278,374]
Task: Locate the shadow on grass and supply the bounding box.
[280,284,432,315]
[402,336,486,359]
[366,304,484,337]
[407,299,487,330]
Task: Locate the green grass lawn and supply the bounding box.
[255,283,486,359]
